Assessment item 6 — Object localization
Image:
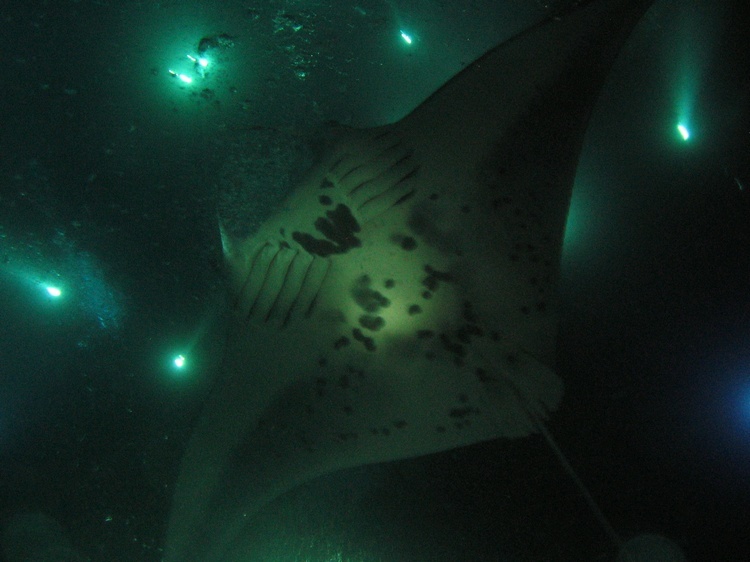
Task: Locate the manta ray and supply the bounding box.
[164,1,669,560]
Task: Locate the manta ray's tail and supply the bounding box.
[504,381,686,562]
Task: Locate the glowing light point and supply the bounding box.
[677,123,690,141]
[173,354,186,369]
[45,286,62,298]
[400,30,413,45]
[187,54,209,68]
[168,69,193,84]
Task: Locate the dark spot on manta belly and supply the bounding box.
[408,304,422,315]
[456,324,483,343]
[475,367,495,383]
[407,207,461,255]
[292,204,361,257]
[391,233,417,251]
[359,315,385,331]
[352,328,376,351]
[440,333,466,359]
[352,275,391,313]
[333,336,350,350]
[319,195,332,206]
[422,264,454,292]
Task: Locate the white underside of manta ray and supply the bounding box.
[163,1,674,561]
